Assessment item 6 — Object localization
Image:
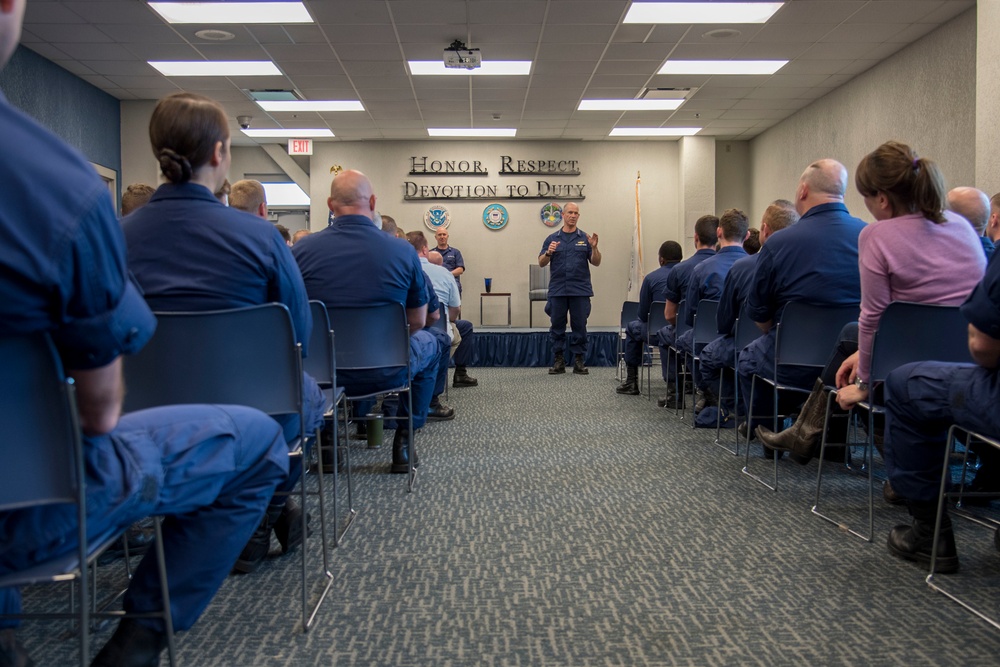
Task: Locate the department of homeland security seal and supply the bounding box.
[482,203,509,231]
[424,205,450,231]
[540,203,562,227]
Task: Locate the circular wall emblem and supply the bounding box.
[482,203,509,231]
[424,205,450,230]
[540,203,563,227]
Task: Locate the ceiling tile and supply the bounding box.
[594,61,659,76]
[388,1,467,25]
[306,1,390,24]
[24,2,87,23]
[265,44,337,61]
[22,42,71,61]
[471,25,543,44]
[820,23,909,43]
[540,25,616,44]
[666,43,744,59]
[95,23,183,44]
[537,43,607,61]
[51,42,135,60]
[79,59,156,76]
[846,2,943,24]
[320,23,399,44]
[124,43,201,61]
[28,24,112,43]
[769,1,866,24]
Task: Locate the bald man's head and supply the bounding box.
[947,186,990,235]
[328,169,376,219]
[796,159,847,215]
[427,250,444,266]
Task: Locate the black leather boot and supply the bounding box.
[887,502,959,573]
[391,428,419,474]
[573,356,589,375]
[694,386,717,413]
[232,497,286,574]
[272,497,310,555]
[90,619,167,667]
[616,365,640,394]
[453,366,478,387]
[548,352,565,374]
[755,378,827,464]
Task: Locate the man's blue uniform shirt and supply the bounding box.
[715,254,760,336]
[540,228,594,297]
[684,245,747,325]
[664,248,715,305]
[436,245,465,287]
[747,202,865,323]
[637,263,677,323]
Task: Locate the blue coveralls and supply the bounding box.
[0,92,288,633]
[698,253,759,410]
[293,215,447,430]
[419,256,476,370]
[124,183,328,491]
[623,262,676,367]
[884,256,1000,501]
[674,245,748,363]
[737,203,865,427]
[979,235,995,263]
[657,248,715,381]
[436,245,465,293]
[540,228,595,360]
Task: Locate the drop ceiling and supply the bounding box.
[18,0,975,144]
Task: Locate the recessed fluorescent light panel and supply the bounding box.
[149,2,313,24]
[256,100,364,112]
[242,129,334,138]
[624,2,783,24]
[578,99,683,111]
[262,182,310,206]
[427,128,517,137]
[408,61,532,76]
[149,61,282,76]
[610,128,701,137]
[659,60,787,75]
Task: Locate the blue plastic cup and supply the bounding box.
[485,278,492,293]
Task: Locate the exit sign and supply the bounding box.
[289,139,313,155]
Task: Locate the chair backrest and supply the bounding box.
[303,300,335,387]
[431,302,448,333]
[122,303,302,418]
[647,300,668,344]
[529,264,550,299]
[869,302,969,383]
[620,300,639,328]
[692,300,720,347]
[734,302,765,351]
[325,303,410,373]
[674,300,691,337]
[775,302,860,368]
[0,333,82,511]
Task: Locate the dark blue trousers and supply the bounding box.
[885,361,1000,502]
[737,329,819,429]
[546,295,591,358]
[657,323,676,381]
[699,334,737,410]
[0,405,288,632]
[453,319,474,367]
[623,319,648,367]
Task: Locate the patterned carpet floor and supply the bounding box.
[18,367,1000,666]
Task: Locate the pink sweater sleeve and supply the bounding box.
[857,224,891,382]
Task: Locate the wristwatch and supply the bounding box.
[855,377,869,392]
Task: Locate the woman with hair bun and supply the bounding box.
[123,92,327,574]
[757,141,985,475]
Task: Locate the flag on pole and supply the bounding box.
[626,171,644,301]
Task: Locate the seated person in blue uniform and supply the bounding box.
[293,170,450,474]
[742,228,761,255]
[737,159,865,438]
[615,241,683,395]
[122,92,327,574]
[425,244,479,388]
[947,186,994,261]
[696,201,799,419]
[539,203,602,375]
[655,215,717,408]
[0,4,288,662]
[882,255,1000,573]
[673,209,750,411]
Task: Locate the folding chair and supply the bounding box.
[685,299,719,427]
[303,300,354,546]
[742,302,859,491]
[326,303,417,492]
[813,302,968,541]
[715,304,765,456]
[666,300,692,415]
[642,300,668,400]
[122,303,333,632]
[927,426,1000,630]
[528,264,550,327]
[0,333,176,666]
[617,300,640,382]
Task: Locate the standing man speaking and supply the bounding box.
[539,203,601,375]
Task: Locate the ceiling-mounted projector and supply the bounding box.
[444,39,481,70]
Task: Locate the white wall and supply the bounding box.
[308,141,683,327]
[749,9,976,223]
[715,141,751,219]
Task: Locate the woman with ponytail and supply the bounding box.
[123,92,327,574]
[757,141,985,469]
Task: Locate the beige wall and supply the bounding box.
[715,140,751,221]
[749,9,976,224]
[977,1,1000,195]
[308,141,682,327]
